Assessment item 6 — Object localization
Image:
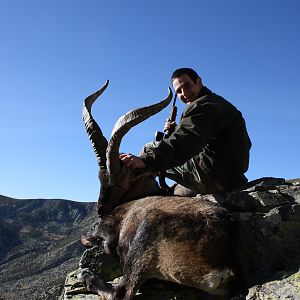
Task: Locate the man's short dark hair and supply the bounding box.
[171,68,200,84]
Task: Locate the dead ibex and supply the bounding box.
[79,81,247,300]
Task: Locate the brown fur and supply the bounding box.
[80,196,247,299]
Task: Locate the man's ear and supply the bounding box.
[197,77,203,87]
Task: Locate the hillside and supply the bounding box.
[0,195,98,300]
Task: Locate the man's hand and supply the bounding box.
[119,153,146,170]
[163,119,177,133]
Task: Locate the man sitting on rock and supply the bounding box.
[120,68,252,196]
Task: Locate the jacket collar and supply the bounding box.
[198,86,212,98]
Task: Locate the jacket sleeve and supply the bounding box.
[141,96,228,171]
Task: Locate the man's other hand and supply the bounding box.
[164,119,177,133]
[119,153,146,170]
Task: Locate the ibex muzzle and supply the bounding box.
[80,82,248,299]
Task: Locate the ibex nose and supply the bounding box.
[81,235,92,246]
[81,234,104,249]
[81,235,98,247]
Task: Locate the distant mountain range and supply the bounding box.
[0,195,98,300]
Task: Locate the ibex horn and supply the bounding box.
[107,88,173,177]
[83,80,109,168]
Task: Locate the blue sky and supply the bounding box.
[1,1,299,202]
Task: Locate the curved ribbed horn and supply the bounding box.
[107,88,173,177]
[83,80,109,167]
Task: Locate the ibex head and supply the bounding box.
[83,81,173,216]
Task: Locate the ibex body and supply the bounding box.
[79,82,247,299]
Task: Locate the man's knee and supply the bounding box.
[139,141,158,156]
[173,184,197,196]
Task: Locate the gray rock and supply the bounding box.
[247,271,300,299]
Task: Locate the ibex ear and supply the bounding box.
[99,168,110,185]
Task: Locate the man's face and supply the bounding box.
[172,74,202,104]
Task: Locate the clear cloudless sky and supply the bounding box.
[1,1,299,202]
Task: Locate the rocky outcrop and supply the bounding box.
[61,178,300,300]
[247,272,300,299]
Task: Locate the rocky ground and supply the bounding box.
[61,177,300,300]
